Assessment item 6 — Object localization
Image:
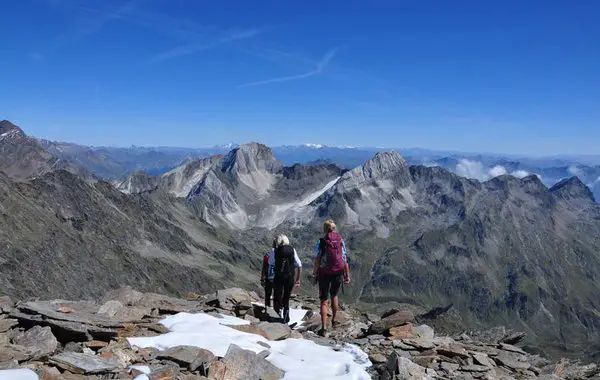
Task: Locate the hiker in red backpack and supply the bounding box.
[312,219,351,337]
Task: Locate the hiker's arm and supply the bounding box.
[294,249,302,286]
[313,255,321,277]
[313,240,321,277]
[342,240,351,283]
[295,267,302,287]
[260,257,268,282]
[343,263,351,284]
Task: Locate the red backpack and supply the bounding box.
[321,232,345,275]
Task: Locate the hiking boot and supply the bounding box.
[317,328,329,337]
[331,320,340,329]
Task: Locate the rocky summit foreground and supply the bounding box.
[0,288,598,380]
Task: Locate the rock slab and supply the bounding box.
[49,352,120,374]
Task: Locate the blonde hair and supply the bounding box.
[274,234,290,248]
[324,219,337,233]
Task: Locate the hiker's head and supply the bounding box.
[324,219,336,233]
[275,234,290,248]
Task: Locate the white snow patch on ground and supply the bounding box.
[127,312,371,380]
[130,365,151,375]
[0,369,39,380]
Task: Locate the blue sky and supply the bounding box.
[2,0,599,155]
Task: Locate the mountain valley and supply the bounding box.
[1,121,600,363]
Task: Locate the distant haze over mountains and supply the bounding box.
[36,134,600,203]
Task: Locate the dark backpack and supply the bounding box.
[274,245,296,281]
[320,232,345,275]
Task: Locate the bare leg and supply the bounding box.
[320,299,328,331]
[331,295,339,326]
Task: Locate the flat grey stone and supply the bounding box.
[493,352,531,371]
[256,322,291,341]
[157,345,215,371]
[472,352,495,368]
[50,352,120,374]
[402,338,435,350]
[499,343,527,355]
[460,364,492,373]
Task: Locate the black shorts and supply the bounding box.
[318,273,343,301]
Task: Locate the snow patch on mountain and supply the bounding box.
[0,129,20,141]
[256,176,341,229]
[237,171,277,197]
[303,143,324,149]
[165,164,212,198]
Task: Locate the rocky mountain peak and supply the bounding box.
[0,120,23,135]
[365,151,407,173]
[550,176,596,202]
[341,150,410,186]
[222,142,282,175]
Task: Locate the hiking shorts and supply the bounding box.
[318,273,343,301]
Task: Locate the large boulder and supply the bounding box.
[387,353,433,379]
[12,326,58,359]
[157,345,216,371]
[214,288,260,312]
[256,322,291,341]
[369,310,414,334]
[209,344,284,380]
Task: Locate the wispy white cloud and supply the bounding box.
[148,29,262,64]
[65,0,140,45]
[36,0,142,58]
[488,165,508,177]
[568,165,582,177]
[455,159,536,181]
[237,47,339,88]
[511,170,530,179]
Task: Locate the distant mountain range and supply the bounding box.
[2,120,600,362]
[37,137,600,203]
